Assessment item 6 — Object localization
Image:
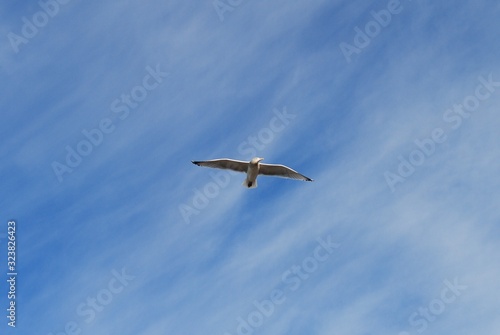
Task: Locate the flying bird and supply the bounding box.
[192,157,313,188]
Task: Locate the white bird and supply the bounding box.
[192,157,313,188]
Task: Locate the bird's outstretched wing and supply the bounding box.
[192,159,248,173]
[258,163,313,181]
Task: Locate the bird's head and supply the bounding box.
[250,157,264,164]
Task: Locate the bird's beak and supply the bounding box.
[258,157,264,162]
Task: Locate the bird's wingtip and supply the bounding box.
[192,161,200,166]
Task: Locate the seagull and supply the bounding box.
[192,157,313,188]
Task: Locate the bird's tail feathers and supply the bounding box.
[242,179,258,189]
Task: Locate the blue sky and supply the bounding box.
[1,0,500,334]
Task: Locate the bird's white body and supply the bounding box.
[242,157,263,188]
[192,157,313,188]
